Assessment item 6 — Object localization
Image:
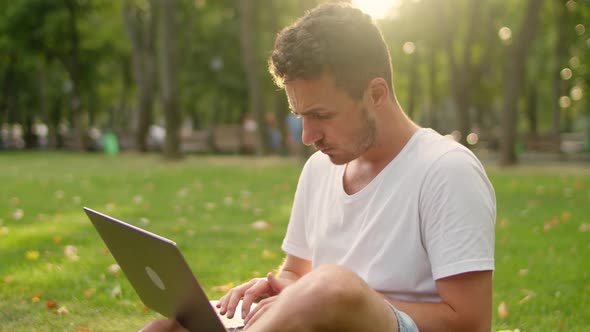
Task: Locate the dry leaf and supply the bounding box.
[133,195,144,205]
[46,300,58,309]
[107,264,121,276]
[561,211,571,222]
[498,301,508,320]
[56,306,69,315]
[32,295,41,303]
[579,224,590,233]
[84,288,95,298]
[111,285,122,297]
[53,235,63,244]
[13,209,24,220]
[251,220,271,231]
[211,282,235,293]
[518,269,529,277]
[64,245,79,261]
[4,275,14,284]
[262,249,277,260]
[519,293,535,304]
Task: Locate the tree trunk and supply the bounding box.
[444,1,482,146]
[500,0,544,166]
[64,0,87,151]
[239,0,267,156]
[552,0,568,153]
[526,82,538,136]
[123,0,157,152]
[157,0,182,160]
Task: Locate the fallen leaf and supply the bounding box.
[251,220,271,231]
[499,218,509,229]
[561,211,571,222]
[211,282,235,293]
[224,196,234,206]
[26,250,40,261]
[0,227,8,236]
[205,202,217,210]
[53,235,63,244]
[72,196,81,204]
[133,195,144,205]
[519,293,535,304]
[4,275,14,284]
[46,300,58,309]
[579,224,590,233]
[498,301,508,320]
[32,296,41,303]
[143,305,150,312]
[13,209,24,220]
[107,264,121,276]
[262,249,277,260]
[84,288,95,298]
[64,245,79,261]
[518,269,529,277]
[111,285,122,297]
[56,306,69,315]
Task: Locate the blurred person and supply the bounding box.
[285,112,303,159]
[141,3,495,332]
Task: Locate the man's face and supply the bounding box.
[285,73,376,165]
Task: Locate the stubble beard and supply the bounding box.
[328,106,377,165]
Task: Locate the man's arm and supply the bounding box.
[277,254,312,281]
[382,271,492,332]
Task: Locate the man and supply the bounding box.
[142,2,495,331]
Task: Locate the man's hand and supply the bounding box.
[217,272,291,319]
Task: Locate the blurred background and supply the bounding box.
[0,0,588,165]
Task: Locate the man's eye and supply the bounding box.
[312,113,330,120]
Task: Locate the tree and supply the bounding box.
[157,0,182,159]
[238,0,268,155]
[123,0,157,152]
[500,0,544,166]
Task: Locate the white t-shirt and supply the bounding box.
[281,128,496,303]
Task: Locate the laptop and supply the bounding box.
[83,207,245,331]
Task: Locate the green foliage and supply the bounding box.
[0,153,589,330]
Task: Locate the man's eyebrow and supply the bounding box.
[292,107,326,116]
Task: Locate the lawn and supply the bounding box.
[0,152,588,331]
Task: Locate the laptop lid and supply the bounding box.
[83,207,227,332]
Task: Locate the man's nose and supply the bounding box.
[301,118,321,146]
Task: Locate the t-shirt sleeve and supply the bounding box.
[281,160,313,260]
[420,149,496,280]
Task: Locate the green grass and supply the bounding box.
[0,152,589,331]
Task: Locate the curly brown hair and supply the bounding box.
[268,2,395,100]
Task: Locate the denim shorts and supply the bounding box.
[385,301,419,332]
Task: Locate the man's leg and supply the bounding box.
[247,264,398,332]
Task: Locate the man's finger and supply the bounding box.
[241,281,270,318]
[244,297,274,329]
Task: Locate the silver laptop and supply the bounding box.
[83,207,245,331]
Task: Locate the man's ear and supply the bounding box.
[367,77,390,108]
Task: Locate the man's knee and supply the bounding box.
[287,264,369,310]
